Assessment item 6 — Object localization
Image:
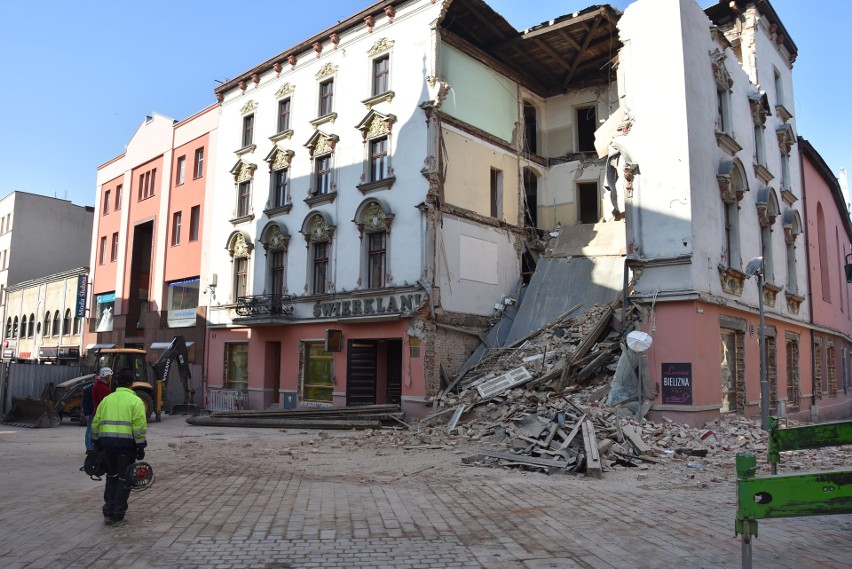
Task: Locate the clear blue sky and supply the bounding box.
[0,0,847,208]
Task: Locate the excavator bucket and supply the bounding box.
[4,384,61,428]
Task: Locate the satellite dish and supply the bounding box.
[626,331,653,353]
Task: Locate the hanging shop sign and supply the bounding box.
[661,362,692,405]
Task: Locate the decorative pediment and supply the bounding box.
[230,160,257,182]
[260,222,290,252]
[355,110,397,141]
[226,231,254,259]
[274,83,295,99]
[755,187,780,227]
[776,123,795,155]
[718,157,747,203]
[748,92,771,126]
[354,199,394,234]
[367,37,395,56]
[719,265,746,296]
[304,130,339,157]
[264,147,295,170]
[710,49,733,92]
[781,209,802,245]
[315,63,338,80]
[240,100,258,115]
[301,212,335,243]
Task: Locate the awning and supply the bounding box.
[85,343,118,350]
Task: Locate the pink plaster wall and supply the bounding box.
[164,134,208,283]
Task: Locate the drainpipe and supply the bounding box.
[798,146,817,422]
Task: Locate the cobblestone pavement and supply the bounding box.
[1,416,849,569]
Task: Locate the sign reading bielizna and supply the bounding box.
[661,362,692,405]
[313,293,423,319]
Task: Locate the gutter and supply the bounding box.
[799,144,817,418]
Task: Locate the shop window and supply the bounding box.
[167,278,199,328]
[303,341,333,402]
[225,343,249,392]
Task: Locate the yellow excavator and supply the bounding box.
[4,336,194,427]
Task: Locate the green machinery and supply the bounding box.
[735,417,852,568]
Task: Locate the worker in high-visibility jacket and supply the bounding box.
[91,368,147,526]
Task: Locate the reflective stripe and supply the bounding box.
[99,432,134,439]
[101,420,133,427]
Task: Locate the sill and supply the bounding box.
[269,130,294,143]
[775,104,793,123]
[234,144,257,156]
[305,192,337,207]
[715,131,742,156]
[357,176,396,195]
[781,188,797,205]
[718,265,746,296]
[753,163,774,185]
[310,113,337,129]
[785,292,804,315]
[762,282,782,308]
[263,204,293,217]
[192,174,203,180]
[229,214,255,225]
[361,91,395,108]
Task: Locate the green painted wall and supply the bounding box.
[439,45,518,142]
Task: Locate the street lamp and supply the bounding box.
[745,256,769,431]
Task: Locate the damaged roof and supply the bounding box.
[704,0,798,62]
[439,1,622,97]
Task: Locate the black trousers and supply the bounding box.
[102,451,135,521]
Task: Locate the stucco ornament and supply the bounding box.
[709,49,733,91]
[362,202,388,232]
[315,63,338,80]
[240,100,258,115]
[314,136,334,156]
[266,225,288,252]
[270,149,294,171]
[274,83,295,99]
[368,38,395,56]
[310,215,331,242]
[234,162,256,183]
[232,234,250,259]
[367,115,390,139]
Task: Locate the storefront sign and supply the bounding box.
[661,362,692,405]
[75,274,88,318]
[313,293,422,319]
[96,292,115,332]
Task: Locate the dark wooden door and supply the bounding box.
[386,340,402,405]
[347,340,377,406]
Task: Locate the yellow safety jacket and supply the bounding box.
[91,387,147,448]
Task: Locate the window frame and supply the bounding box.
[193,148,204,179]
[103,189,111,215]
[99,236,107,265]
[270,250,286,296]
[115,184,122,210]
[277,98,291,134]
[110,232,119,262]
[234,256,248,299]
[312,241,329,295]
[314,155,332,196]
[367,231,386,289]
[319,79,334,117]
[176,155,186,186]
[237,181,252,218]
[224,342,249,392]
[242,114,255,148]
[372,54,390,96]
[189,205,200,242]
[171,211,182,246]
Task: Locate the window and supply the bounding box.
[20,315,27,338]
[786,237,798,295]
[167,278,199,328]
[138,168,156,200]
[372,55,389,96]
[242,115,254,148]
[103,190,111,215]
[111,232,119,262]
[270,251,286,295]
[115,184,122,210]
[578,182,599,224]
[780,152,790,190]
[234,257,248,299]
[760,225,774,284]
[171,211,182,246]
[73,315,81,335]
[319,79,334,116]
[313,241,328,294]
[4,318,10,339]
[817,204,830,301]
[237,181,251,218]
[828,344,838,398]
[314,155,332,195]
[52,311,60,337]
[43,312,51,337]
[490,168,503,218]
[303,342,333,402]
[753,124,765,166]
[176,155,186,186]
[225,343,249,391]
[523,102,538,154]
[189,205,200,242]
[273,169,289,208]
[12,317,18,338]
[785,336,800,411]
[63,309,71,335]
[193,148,204,179]
[370,137,388,182]
[774,68,784,107]
[99,236,107,265]
[368,232,386,289]
[277,98,291,133]
[716,86,731,134]
[28,313,34,338]
[576,106,597,152]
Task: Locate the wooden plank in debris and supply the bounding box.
[558,421,584,450]
[542,422,558,447]
[620,424,652,455]
[505,303,583,350]
[447,404,466,434]
[569,305,614,365]
[477,450,574,469]
[581,419,603,478]
[576,347,615,383]
[476,367,532,398]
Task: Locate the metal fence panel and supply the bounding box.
[164,364,203,413]
[1,364,85,415]
[206,388,248,412]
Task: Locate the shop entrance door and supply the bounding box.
[386,340,402,405]
[347,341,377,406]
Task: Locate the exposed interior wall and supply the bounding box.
[439,45,518,143]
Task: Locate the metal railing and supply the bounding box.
[206,388,248,412]
[234,294,295,318]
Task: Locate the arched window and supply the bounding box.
[817,203,830,302]
[226,231,254,302]
[63,309,72,335]
[44,312,51,337]
[260,222,290,296]
[28,313,34,338]
[5,318,10,339]
[12,316,18,338]
[73,316,82,335]
[21,315,27,338]
[52,311,60,337]
[354,200,394,290]
[300,213,335,295]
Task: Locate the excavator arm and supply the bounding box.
[151,336,196,416]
